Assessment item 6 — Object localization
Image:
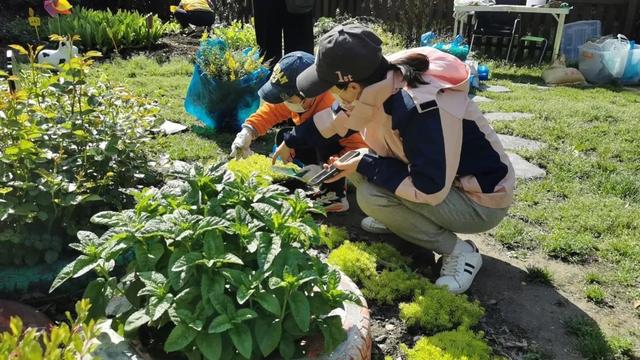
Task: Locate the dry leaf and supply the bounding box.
[634,300,640,309]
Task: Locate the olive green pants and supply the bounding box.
[350,174,508,255]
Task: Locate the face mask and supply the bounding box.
[284,100,306,113]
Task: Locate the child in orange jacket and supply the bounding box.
[230,51,367,212]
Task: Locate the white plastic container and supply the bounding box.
[579,35,630,84]
[526,0,546,6]
[561,20,602,64]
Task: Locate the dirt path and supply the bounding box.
[326,192,640,360]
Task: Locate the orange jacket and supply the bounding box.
[245,92,367,156]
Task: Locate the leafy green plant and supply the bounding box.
[327,241,377,283]
[319,225,349,249]
[524,265,554,286]
[400,338,466,360]
[226,154,298,186]
[0,40,159,265]
[425,328,493,360]
[50,162,358,359]
[45,7,177,53]
[584,272,604,285]
[197,21,265,82]
[399,287,485,333]
[361,270,427,305]
[358,242,411,270]
[0,299,103,358]
[584,285,607,306]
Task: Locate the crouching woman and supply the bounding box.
[293,24,515,294]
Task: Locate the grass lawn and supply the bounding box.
[479,63,640,306]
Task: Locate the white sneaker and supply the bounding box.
[436,240,482,294]
[360,217,391,234]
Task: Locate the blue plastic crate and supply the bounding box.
[561,20,601,64]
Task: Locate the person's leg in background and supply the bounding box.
[173,9,191,28]
[252,0,285,65]
[282,7,314,54]
[184,10,215,27]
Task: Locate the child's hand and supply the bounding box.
[271,141,294,165]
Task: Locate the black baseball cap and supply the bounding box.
[297,24,385,98]
[258,51,315,104]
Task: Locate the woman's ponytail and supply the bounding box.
[390,53,429,88]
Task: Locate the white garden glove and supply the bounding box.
[230,125,256,159]
[298,164,323,182]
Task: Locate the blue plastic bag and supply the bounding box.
[184,39,269,132]
[433,35,470,61]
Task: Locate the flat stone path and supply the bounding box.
[470,94,494,103]
[507,152,546,180]
[498,134,545,152]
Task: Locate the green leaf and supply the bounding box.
[91,211,123,226]
[171,253,202,272]
[164,324,198,352]
[208,314,233,334]
[279,334,296,360]
[203,230,224,258]
[124,308,151,332]
[255,318,282,357]
[236,285,254,305]
[50,255,96,292]
[149,294,173,321]
[288,291,310,332]
[196,332,222,360]
[254,292,281,316]
[168,248,189,290]
[234,309,258,323]
[318,315,347,354]
[257,233,281,271]
[220,268,247,288]
[229,323,252,359]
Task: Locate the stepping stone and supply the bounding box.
[469,94,493,103]
[160,120,188,135]
[624,86,640,93]
[507,152,546,180]
[485,112,534,122]
[482,85,511,93]
[498,134,545,152]
[536,85,551,91]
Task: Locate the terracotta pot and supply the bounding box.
[0,300,51,333]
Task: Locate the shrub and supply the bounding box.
[51,163,356,359]
[400,338,466,360]
[198,21,265,82]
[0,43,159,265]
[565,317,617,360]
[426,328,493,360]
[524,265,554,285]
[357,242,411,270]
[45,7,178,53]
[327,241,377,283]
[361,270,428,305]
[0,299,103,358]
[399,287,485,333]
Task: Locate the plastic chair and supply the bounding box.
[469,0,526,61]
[512,35,548,64]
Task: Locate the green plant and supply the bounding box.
[400,338,467,360]
[50,162,357,359]
[197,21,265,82]
[319,225,348,249]
[327,241,377,283]
[399,287,485,333]
[524,265,554,285]
[608,336,634,359]
[584,285,607,306]
[45,7,176,53]
[361,270,427,305]
[227,154,299,186]
[357,242,411,270]
[0,299,103,358]
[492,217,541,250]
[425,327,493,360]
[0,41,159,265]
[584,272,604,284]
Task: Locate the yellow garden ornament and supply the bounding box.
[28,8,41,27]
